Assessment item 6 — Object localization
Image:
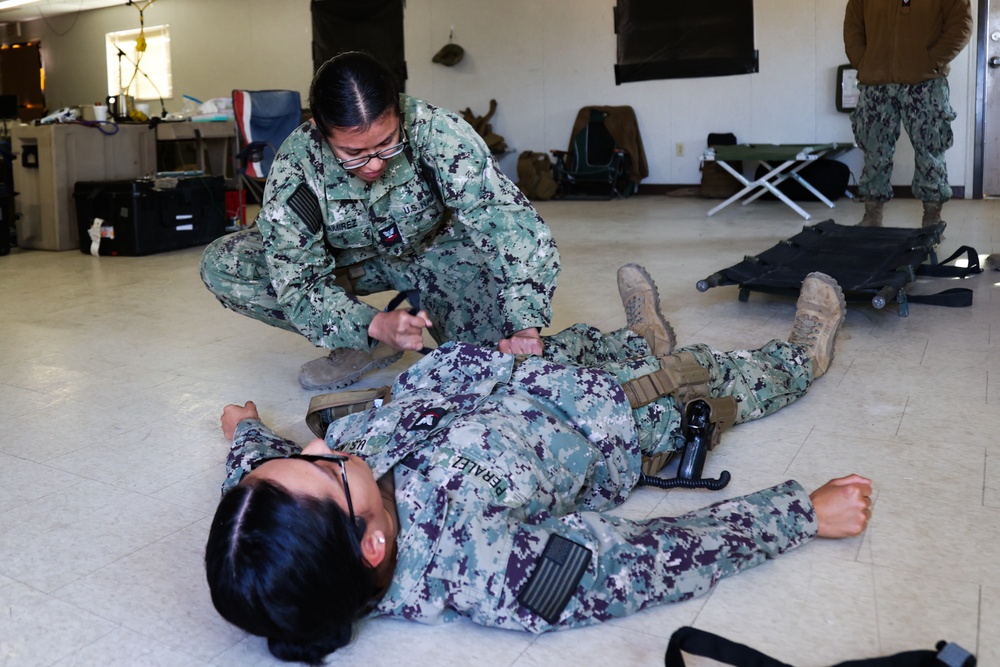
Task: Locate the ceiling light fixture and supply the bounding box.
[0,0,43,10]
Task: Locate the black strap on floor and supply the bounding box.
[916,245,981,279]
[665,626,791,667]
[664,626,976,667]
[907,245,981,307]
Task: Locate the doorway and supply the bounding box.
[0,41,45,123]
[976,0,1000,197]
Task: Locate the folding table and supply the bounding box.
[701,143,854,220]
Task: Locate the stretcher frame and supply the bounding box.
[701,143,854,220]
[696,220,980,317]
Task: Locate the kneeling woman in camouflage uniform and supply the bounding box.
[205,269,871,665]
[200,51,559,392]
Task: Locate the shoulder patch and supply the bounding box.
[287,183,323,234]
[517,534,591,624]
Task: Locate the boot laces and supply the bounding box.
[625,295,645,326]
[790,314,820,345]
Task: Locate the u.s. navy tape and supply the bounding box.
[88,217,104,257]
[517,534,591,624]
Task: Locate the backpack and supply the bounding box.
[517,151,559,200]
[753,158,852,202]
[700,132,743,199]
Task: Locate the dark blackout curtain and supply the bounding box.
[311,0,406,89]
[614,0,758,84]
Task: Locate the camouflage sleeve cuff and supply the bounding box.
[738,479,819,556]
[221,419,302,495]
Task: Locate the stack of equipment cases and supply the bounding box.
[74,173,228,256]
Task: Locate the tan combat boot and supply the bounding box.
[788,272,847,379]
[298,344,403,391]
[921,201,943,227]
[617,263,676,357]
[857,199,884,227]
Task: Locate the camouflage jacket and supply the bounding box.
[316,342,818,631]
[255,94,559,350]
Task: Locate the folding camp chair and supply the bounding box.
[701,143,854,219]
[551,106,646,199]
[232,89,302,209]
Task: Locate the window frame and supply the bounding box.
[106,23,172,101]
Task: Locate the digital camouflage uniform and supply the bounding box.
[222,325,818,631]
[200,94,560,351]
[844,0,972,202]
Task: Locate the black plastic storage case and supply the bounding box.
[74,174,227,256]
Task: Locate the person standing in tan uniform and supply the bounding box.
[844,0,972,227]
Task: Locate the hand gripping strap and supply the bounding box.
[517,534,591,625]
[622,352,709,409]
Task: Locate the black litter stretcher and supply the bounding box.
[696,220,981,316]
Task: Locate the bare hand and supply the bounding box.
[498,328,544,356]
[810,474,873,538]
[368,309,432,352]
[221,401,260,441]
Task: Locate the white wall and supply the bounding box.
[16,0,313,113]
[14,0,978,191]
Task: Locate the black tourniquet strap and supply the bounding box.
[908,245,982,308]
[385,290,434,355]
[664,626,976,667]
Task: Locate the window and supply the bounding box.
[614,0,758,84]
[106,24,172,100]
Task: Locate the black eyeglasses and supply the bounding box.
[250,453,355,524]
[335,128,407,170]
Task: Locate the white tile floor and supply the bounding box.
[2,194,999,666]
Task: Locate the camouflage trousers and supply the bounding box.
[850,77,956,202]
[200,226,516,349]
[541,324,814,458]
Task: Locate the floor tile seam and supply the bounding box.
[782,426,813,478]
[975,585,983,660]
[22,422,165,466]
[45,512,211,605]
[39,451,225,501]
[864,558,986,592]
[60,603,219,666]
[981,447,989,509]
[20,618,122,667]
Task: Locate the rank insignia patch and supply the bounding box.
[378,223,403,249]
[410,407,447,430]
